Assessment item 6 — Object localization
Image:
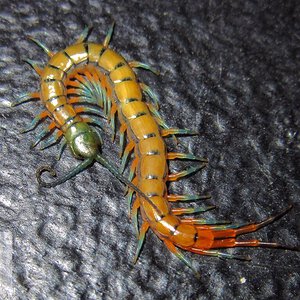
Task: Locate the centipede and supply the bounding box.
[13,23,299,275]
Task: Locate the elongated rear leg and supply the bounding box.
[195,205,299,253]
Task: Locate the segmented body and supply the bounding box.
[14,24,297,274]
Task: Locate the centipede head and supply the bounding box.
[65,122,102,159]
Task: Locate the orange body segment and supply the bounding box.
[98,48,126,72]
[110,65,136,83]
[65,43,88,64]
[114,81,142,102]
[41,81,65,102]
[48,51,73,72]
[139,154,167,179]
[87,43,104,63]
[42,66,65,80]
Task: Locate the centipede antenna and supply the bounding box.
[95,154,163,216]
[36,158,94,188]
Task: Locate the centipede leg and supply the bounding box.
[167,163,207,182]
[167,194,211,202]
[181,218,231,225]
[164,240,199,277]
[82,117,105,131]
[39,131,63,150]
[133,221,150,263]
[171,205,215,216]
[127,177,138,217]
[20,110,49,133]
[27,36,54,57]
[24,59,43,76]
[75,26,91,44]
[103,22,115,48]
[140,82,159,109]
[31,122,56,148]
[120,140,135,173]
[167,152,208,162]
[129,61,160,75]
[109,104,118,140]
[119,123,127,157]
[191,249,251,261]
[161,128,198,137]
[131,196,140,236]
[12,92,40,106]
[208,205,299,251]
[56,139,67,161]
[147,102,169,129]
[75,106,106,119]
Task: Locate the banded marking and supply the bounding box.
[43,78,62,83]
[45,94,66,104]
[145,174,159,180]
[128,111,147,120]
[114,61,125,70]
[83,43,89,64]
[143,132,156,139]
[194,232,198,242]
[48,64,67,75]
[146,150,160,155]
[63,51,75,64]
[125,98,138,103]
[170,224,179,236]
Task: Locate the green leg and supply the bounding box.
[120,141,134,173]
[56,140,67,161]
[167,152,207,162]
[39,132,63,150]
[167,194,211,202]
[164,240,199,277]
[83,117,105,131]
[27,36,53,57]
[76,106,106,119]
[140,83,159,109]
[181,218,231,225]
[194,249,251,261]
[103,22,115,48]
[75,26,92,44]
[167,163,207,181]
[131,198,140,236]
[31,127,53,148]
[162,128,198,137]
[20,111,48,133]
[12,92,39,106]
[129,61,160,75]
[147,102,169,129]
[24,59,43,76]
[171,205,215,216]
[133,222,150,263]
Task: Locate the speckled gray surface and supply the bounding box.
[0,0,299,299]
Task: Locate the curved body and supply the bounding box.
[14,24,297,274]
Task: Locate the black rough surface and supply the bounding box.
[0,1,299,299]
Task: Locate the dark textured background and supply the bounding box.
[0,0,299,299]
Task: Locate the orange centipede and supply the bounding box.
[13,23,299,275]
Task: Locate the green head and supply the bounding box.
[65,122,101,159]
